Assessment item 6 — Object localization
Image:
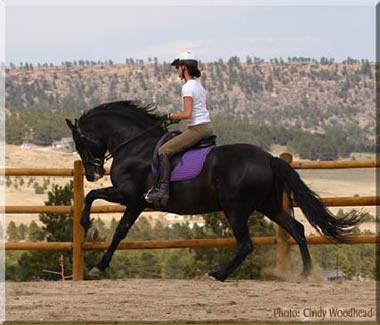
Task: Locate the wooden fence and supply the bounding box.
[3,155,380,281]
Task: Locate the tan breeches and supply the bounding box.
[158,123,213,156]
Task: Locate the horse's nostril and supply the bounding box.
[86,174,95,182]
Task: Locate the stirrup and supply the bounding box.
[144,187,157,203]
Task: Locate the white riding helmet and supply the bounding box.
[171,51,199,67]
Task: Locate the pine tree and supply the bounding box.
[18,224,28,240]
[40,182,73,242]
[7,221,19,240]
[28,221,45,241]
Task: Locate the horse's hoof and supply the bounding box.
[88,267,102,279]
[207,272,225,282]
[207,273,218,281]
[86,227,99,242]
[300,271,311,279]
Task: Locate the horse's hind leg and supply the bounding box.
[208,210,253,282]
[263,207,312,277]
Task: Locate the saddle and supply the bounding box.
[152,131,217,182]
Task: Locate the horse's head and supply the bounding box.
[66,118,107,182]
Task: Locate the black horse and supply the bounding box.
[66,101,362,281]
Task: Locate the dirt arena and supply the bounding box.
[6,278,376,323]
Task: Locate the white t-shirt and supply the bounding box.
[181,79,211,126]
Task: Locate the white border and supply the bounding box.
[4,0,378,6]
[0,0,5,323]
[1,1,377,323]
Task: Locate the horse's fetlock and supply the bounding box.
[238,241,254,254]
[243,245,254,255]
[208,271,226,282]
[96,261,108,272]
[81,220,91,231]
[85,196,94,205]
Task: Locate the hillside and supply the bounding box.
[5,57,375,157]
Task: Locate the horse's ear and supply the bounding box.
[65,119,75,130]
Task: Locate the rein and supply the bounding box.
[103,120,171,163]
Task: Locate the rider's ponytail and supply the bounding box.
[187,65,201,78]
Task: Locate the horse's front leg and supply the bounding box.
[81,186,124,241]
[88,206,143,278]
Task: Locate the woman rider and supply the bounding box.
[145,51,213,205]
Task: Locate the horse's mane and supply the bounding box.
[78,100,162,129]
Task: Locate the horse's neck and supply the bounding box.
[106,126,161,160]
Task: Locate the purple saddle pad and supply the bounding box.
[152,146,213,182]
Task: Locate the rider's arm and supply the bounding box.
[170,96,193,120]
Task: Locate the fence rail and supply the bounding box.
[6,234,380,251]
[3,196,379,214]
[4,155,379,281]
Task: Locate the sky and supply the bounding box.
[3,0,377,64]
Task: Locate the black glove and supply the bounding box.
[160,113,179,127]
[160,113,173,123]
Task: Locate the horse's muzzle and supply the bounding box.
[85,165,105,182]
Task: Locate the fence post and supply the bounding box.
[275,152,293,273]
[72,160,84,281]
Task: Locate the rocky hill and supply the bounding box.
[5,57,375,157]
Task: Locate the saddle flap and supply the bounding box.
[152,131,216,182]
[152,131,181,168]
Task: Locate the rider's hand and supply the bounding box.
[160,113,174,124]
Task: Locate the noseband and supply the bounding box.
[82,152,105,169]
[76,125,106,169]
[91,157,104,167]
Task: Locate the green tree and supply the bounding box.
[28,221,45,241]
[40,182,73,242]
[18,223,28,240]
[160,249,196,279]
[7,221,20,240]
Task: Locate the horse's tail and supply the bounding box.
[270,157,362,242]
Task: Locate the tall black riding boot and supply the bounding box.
[145,154,170,205]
